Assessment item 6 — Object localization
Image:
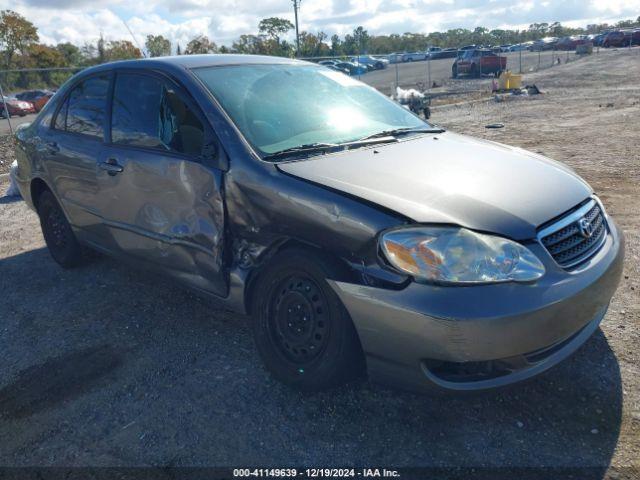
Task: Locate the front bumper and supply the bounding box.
[330,219,625,392]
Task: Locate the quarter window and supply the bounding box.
[63,76,109,139]
[111,73,205,156]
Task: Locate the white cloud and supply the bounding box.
[2,0,639,52]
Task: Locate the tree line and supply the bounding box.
[1,9,639,91]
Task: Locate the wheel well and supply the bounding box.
[30,178,50,211]
[244,240,357,316]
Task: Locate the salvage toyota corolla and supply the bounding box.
[13,55,624,392]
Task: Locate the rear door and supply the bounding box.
[42,73,111,241]
[98,70,227,296]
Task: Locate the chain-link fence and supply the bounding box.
[301,44,639,97]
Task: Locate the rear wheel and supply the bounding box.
[250,249,364,391]
[38,190,85,268]
[452,65,458,78]
[471,64,479,77]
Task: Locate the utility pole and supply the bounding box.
[292,0,301,55]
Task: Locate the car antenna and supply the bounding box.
[120,17,148,58]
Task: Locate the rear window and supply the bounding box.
[65,76,109,139]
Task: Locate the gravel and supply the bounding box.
[0,50,638,474]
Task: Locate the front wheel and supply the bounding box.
[250,249,364,391]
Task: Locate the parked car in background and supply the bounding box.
[334,61,368,76]
[387,53,404,63]
[529,37,559,51]
[14,55,624,393]
[351,55,389,69]
[499,45,512,52]
[452,49,506,78]
[556,35,589,51]
[326,64,350,75]
[592,32,609,47]
[602,31,627,48]
[509,43,530,52]
[430,48,458,59]
[0,95,36,117]
[16,89,54,112]
[402,52,426,62]
[318,60,337,66]
[425,47,442,57]
[457,45,477,58]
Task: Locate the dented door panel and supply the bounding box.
[96,147,227,297]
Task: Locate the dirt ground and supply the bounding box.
[0,50,638,476]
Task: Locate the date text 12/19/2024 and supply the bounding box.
[233,469,401,478]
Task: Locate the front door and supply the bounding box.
[98,71,227,297]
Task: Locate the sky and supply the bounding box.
[3,0,639,51]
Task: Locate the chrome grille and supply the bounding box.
[539,200,608,268]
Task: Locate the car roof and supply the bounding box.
[76,54,307,77]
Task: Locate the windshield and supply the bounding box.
[193,64,430,157]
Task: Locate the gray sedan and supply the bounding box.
[13,55,623,393]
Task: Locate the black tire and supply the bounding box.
[376,62,383,69]
[250,248,364,391]
[452,65,458,78]
[38,190,85,268]
[471,64,479,78]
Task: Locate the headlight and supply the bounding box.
[380,227,545,284]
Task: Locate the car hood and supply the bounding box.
[277,132,592,240]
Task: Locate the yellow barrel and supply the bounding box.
[506,73,522,89]
[498,71,522,90]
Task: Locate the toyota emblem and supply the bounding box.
[578,218,594,238]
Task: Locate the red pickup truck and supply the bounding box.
[452,49,507,78]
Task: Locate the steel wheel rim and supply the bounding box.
[268,275,329,364]
[46,207,67,249]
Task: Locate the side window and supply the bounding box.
[111,73,205,157]
[53,98,68,130]
[65,76,109,139]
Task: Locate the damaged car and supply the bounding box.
[13,55,624,393]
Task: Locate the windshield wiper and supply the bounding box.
[359,126,445,141]
[262,142,340,161]
[262,136,402,161]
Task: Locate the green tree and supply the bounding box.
[105,40,142,61]
[298,31,329,57]
[232,34,266,54]
[145,34,171,57]
[0,10,39,69]
[352,26,369,53]
[330,34,342,56]
[185,35,217,54]
[258,17,294,44]
[97,33,105,63]
[56,42,82,65]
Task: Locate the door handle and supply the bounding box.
[99,158,124,176]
